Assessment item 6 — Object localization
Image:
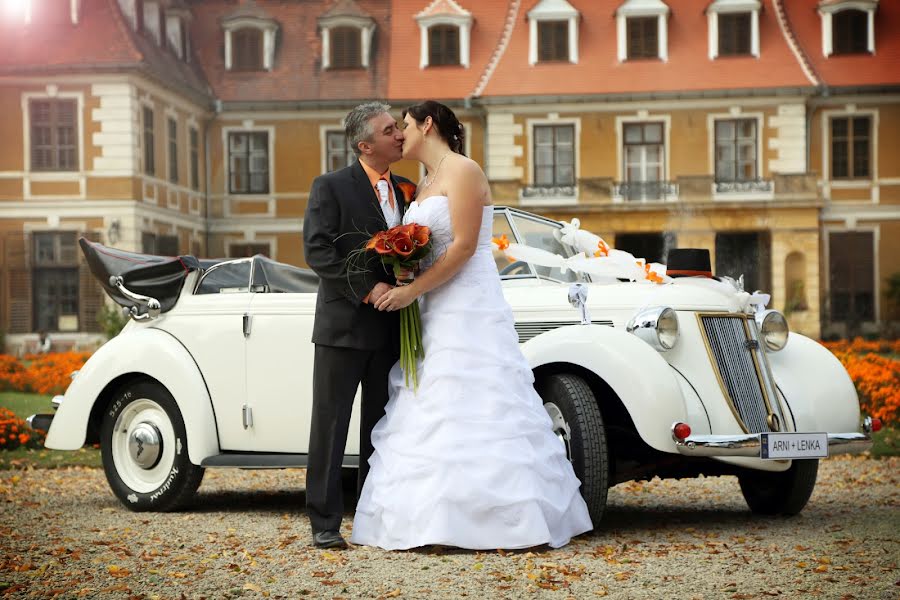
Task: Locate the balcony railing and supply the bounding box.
[612,181,679,202]
[714,179,773,194]
[521,184,578,199]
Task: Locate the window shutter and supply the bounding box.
[4,232,32,334]
[332,27,361,69]
[79,231,103,333]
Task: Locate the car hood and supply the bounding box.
[504,277,755,315]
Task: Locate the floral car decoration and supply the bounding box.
[28,209,874,522]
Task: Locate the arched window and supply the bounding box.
[833,9,868,54]
[331,26,362,69]
[233,28,263,71]
[428,25,460,66]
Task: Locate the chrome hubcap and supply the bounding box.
[128,422,162,470]
[544,402,573,461]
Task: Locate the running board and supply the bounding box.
[200,453,359,469]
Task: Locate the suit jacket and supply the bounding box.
[303,160,412,350]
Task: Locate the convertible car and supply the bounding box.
[28,207,877,523]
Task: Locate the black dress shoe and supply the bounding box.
[313,530,348,549]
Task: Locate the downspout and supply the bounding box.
[204,98,222,257]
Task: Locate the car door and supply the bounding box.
[162,260,252,451]
[243,289,363,454]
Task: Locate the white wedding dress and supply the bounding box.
[350,196,593,550]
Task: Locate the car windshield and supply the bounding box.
[492,209,580,283]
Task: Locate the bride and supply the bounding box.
[351,101,593,550]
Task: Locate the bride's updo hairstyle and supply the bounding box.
[402,101,466,156]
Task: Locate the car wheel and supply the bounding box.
[538,373,609,525]
[100,379,204,512]
[738,459,818,516]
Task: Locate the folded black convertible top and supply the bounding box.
[80,238,201,313]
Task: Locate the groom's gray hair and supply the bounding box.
[344,101,392,156]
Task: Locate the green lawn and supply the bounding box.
[0,391,101,469]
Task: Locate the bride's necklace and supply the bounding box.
[422,151,451,189]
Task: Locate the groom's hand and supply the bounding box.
[367,282,393,304]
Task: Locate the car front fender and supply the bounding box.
[522,324,689,452]
[45,327,219,465]
[767,333,861,433]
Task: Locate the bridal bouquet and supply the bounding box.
[365,223,432,389]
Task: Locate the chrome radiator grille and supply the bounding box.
[514,320,613,343]
[700,315,772,434]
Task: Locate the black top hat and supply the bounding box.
[666,248,713,278]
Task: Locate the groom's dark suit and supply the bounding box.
[303,159,411,535]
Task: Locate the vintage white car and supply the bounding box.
[29,207,877,523]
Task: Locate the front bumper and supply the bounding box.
[674,431,872,458]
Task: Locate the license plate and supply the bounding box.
[760,432,828,460]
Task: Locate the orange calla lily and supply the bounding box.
[397,182,417,204]
[492,234,510,251]
[595,240,610,257]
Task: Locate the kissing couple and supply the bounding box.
[302,100,592,550]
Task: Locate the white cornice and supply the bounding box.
[527,0,579,20]
[616,0,670,17]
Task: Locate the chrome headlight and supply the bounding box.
[626,306,679,351]
[755,309,789,352]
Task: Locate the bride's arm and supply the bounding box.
[374,160,487,311]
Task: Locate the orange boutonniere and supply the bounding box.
[397,181,417,204]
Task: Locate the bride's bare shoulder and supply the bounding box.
[446,154,486,178]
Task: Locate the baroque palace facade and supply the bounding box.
[0,0,898,352]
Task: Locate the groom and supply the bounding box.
[303,102,412,549]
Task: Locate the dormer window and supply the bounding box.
[143,0,162,45]
[707,0,760,59]
[818,0,877,57]
[165,2,192,61]
[416,0,473,69]
[318,1,375,70]
[222,1,279,72]
[616,0,670,61]
[528,0,580,65]
[233,29,263,71]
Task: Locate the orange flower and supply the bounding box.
[389,230,415,258]
[18,433,29,445]
[492,234,510,251]
[411,224,431,247]
[595,239,610,257]
[397,182,417,204]
[643,263,664,284]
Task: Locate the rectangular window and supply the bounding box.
[831,116,870,179]
[143,106,155,175]
[228,132,269,194]
[428,25,459,66]
[29,99,78,171]
[167,117,178,183]
[229,242,271,258]
[718,13,751,56]
[32,232,79,332]
[833,10,869,55]
[715,119,757,182]
[829,231,874,324]
[538,21,569,62]
[189,127,199,190]
[331,26,361,69]
[627,17,658,59]
[622,122,664,200]
[533,124,575,186]
[326,131,356,172]
[142,232,179,256]
[715,232,771,294]
[233,28,263,71]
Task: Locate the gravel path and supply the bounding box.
[1,456,897,599]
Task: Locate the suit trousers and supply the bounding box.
[306,343,397,533]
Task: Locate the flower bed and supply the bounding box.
[821,339,900,426]
[0,352,91,396]
[0,407,46,450]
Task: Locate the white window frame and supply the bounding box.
[707,110,773,201]
[227,237,276,260]
[223,18,278,71]
[614,113,674,203]
[416,3,473,69]
[222,123,276,199]
[319,125,357,174]
[319,16,376,70]
[616,0,670,62]
[818,0,877,57]
[21,88,86,200]
[527,0,580,65]
[820,106,879,201]
[707,0,760,60]
[521,116,580,207]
